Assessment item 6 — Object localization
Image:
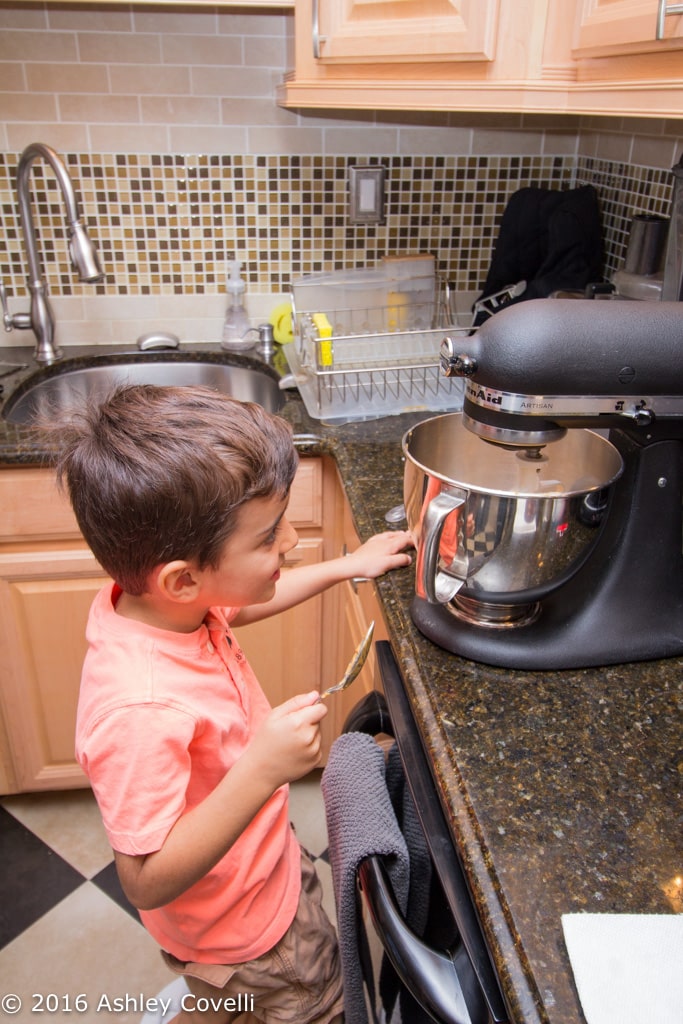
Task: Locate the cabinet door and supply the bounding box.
[280,0,577,115]
[319,576,389,758]
[233,537,324,709]
[233,458,326,707]
[568,0,683,115]
[0,546,107,793]
[573,0,683,55]
[317,467,390,758]
[338,578,387,718]
[315,0,499,63]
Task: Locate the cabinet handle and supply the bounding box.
[312,0,326,58]
[341,543,370,594]
[656,0,683,39]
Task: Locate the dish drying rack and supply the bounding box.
[284,299,472,423]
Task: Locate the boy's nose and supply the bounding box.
[280,515,298,552]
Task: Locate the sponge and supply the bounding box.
[269,302,294,345]
[312,313,333,367]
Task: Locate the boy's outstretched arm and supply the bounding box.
[232,529,414,626]
[114,692,326,911]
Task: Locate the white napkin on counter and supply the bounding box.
[561,913,683,1024]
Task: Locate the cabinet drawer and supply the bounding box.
[288,458,323,528]
[0,458,323,544]
[0,460,325,548]
[0,468,80,543]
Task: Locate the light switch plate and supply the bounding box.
[348,165,386,225]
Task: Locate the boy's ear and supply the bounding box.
[155,561,201,603]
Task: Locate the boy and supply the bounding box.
[54,384,412,1024]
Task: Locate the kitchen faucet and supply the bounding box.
[0,142,103,364]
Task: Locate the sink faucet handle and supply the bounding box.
[0,283,30,333]
[0,283,10,331]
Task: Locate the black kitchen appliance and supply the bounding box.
[408,298,683,670]
[338,642,510,1024]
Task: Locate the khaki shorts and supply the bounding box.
[162,848,344,1024]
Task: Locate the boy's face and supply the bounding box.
[198,492,298,609]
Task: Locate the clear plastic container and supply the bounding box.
[292,258,437,338]
[292,269,389,336]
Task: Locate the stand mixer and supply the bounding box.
[406,298,683,670]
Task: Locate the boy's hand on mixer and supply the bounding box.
[344,530,413,580]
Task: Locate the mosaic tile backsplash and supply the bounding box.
[0,151,675,305]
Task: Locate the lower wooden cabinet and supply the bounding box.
[0,468,109,794]
[233,536,325,710]
[0,456,387,792]
[316,466,389,759]
[330,577,388,735]
[0,546,107,793]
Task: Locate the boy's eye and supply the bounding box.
[264,521,282,545]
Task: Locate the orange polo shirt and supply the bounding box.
[75,583,301,964]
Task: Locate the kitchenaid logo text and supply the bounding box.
[466,382,503,405]
[466,382,557,412]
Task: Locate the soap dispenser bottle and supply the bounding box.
[221,261,251,350]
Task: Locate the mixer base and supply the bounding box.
[411,592,682,670]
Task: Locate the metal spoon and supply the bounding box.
[319,621,375,700]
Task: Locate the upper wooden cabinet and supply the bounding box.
[312,0,499,64]
[278,0,683,116]
[573,0,683,56]
[569,0,683,115]
[281,0,575,111]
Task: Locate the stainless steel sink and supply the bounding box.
[3,355,284,424]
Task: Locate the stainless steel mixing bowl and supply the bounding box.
[403,414,623,621]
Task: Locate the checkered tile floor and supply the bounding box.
[0,773,333,1024]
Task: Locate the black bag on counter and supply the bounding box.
[472,184,603,326]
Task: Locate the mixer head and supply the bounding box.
[441,298,683,448]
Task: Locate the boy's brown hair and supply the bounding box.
[53,384,298,595]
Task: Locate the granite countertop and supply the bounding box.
[1,343,681,1024]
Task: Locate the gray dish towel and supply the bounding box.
[321,732,411,1024]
